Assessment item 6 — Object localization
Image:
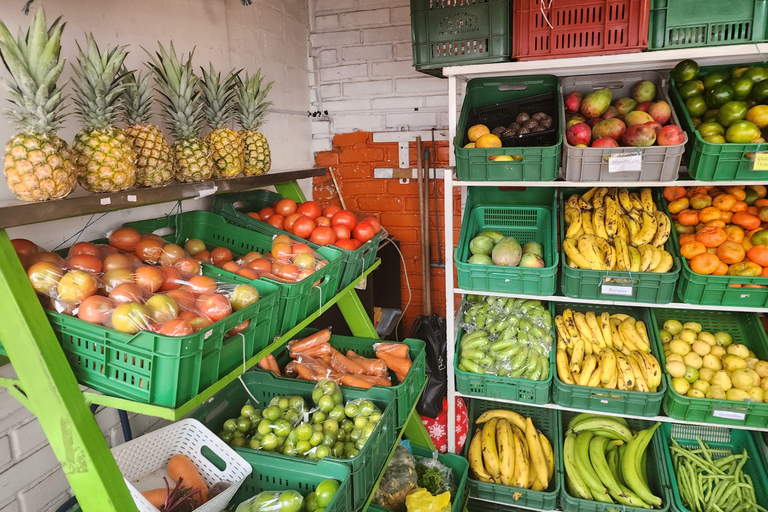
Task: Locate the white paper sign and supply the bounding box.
[608,154,642,173]
[601,284,633,296]
[712,410,746,421]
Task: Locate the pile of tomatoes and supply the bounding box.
[249,198,381,251]
[665,184,768,281]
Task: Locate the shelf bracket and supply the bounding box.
[274,180,307,203]
[337,290,379,339]
[0,377,32,412]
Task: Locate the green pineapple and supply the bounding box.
[122,70,175,187]
[201,64,243,178]
[146,43,212,183]
[237,70,274,176]
[0,8,77,201]
[71,34,137,192]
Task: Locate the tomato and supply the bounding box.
[159,244,185,266]
[293,216,317,239]
[276,263,300,281]
[266,214,285,230]
[227,320,250,337]
[284,212,305,232]
[103,254,133,272]
[211,247,233,264]
[297,201,322,220]
[193,250,212,263]
[292,242,313,255]
[134,238,164,264]
[199,293,232,322]
[275,198,298,217]
[12,238,38,259]
[109,228,141,252]
[158,318,193,337]
[78,295,115,325]
[349,239,363,249]
[315,479,340,508]
[247,258,272,273]
[187,275,218,295]
[108,283,144,304]
[134,266,164,293]
[103,269,134,291]
[362,216,382,233]
[69,242,99,258]
[230,284,259,311]
[331,210,357,230]
[352,221,376,243]
[333,225,351,240]
[165,288,196,310]
[240,252,262,265]
[57,270,98,302]
[145,294,179,323]
[111,302,151,334]
[246,212,261,220]
[315,216,331,227]
[294,253,317,270]
[159,266,182,291]
[189,316,213,332]
[27,261,64,295]
[237,268,259,279]
[221,261,242,273]
[68,255,103,274]
[334,239,358,251]
[258,207,276,220]
[28,251,66,268]
[174,257,201,275]
[322,206,341,218]
[272,242,293,260]
[310,226,337,246]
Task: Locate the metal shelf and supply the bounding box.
[452,174,768,188]
[0,168,324,229]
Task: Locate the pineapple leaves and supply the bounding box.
[236,70,273,132]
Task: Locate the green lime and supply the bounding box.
[685,95,709,117]
[703,109,719,122]
[315,479,340,508]
[705,84,734,108]
[725,120,761,143]
[728,77,754,100]
[672,59,700,84]
[744,67,768,83]
[698,122,725,137]
[678,80,705,101]
[716,101,748,127]
[236,416,251,432]
[223,418,238,432]
[703,69,731,90]
[731,65,750,78]
[751,80,768,103]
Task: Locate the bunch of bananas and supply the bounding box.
[467,410,554,494]
[564,187,673,273]
[555,308,662,392]
[564,414,663,508]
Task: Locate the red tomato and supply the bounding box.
[193,250,212,263]
[246,212,261,220]
[159,244,186,267]
[237,268,259,279]
[211,247,233,264]
[331,210,357,230]
[292,243,313,255]
[349,239,363,249]
[333,225,351,240]
[12,238,38,257]
[297,201,322,220]
[221,261,242,273]
[159,266,182,291]
[275,263,300,281]
[258,207,276,220]
[78,295,115,325]
[275,198,297,217]
[135,265,164,293]
[353,221,376,243]
[158,318,193,337]
[315,216,331,227]
[68,254,103,274]
[272,242,293,260]
[240,252,262,265]
[109,228,141,252]
[227,320,250,337]
[334,239,358,251]
[266,214,285,230]
[134,238,164,264]
[292,216,317,239]
[363,217,382,233]
[69,242,99,258]
[109,283,145,304]
[175,257,201,275]
[199,293,232,322]
[310,226,337,246]
[284,213,304,232]
[165,288,196,310]
[103,254,133,272]
[322,206,341,218]
[247,258,272,273]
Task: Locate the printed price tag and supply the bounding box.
[601,284,633,296]
[600,399,608,404]
[712,410,746,421]
[753,152,768,171]
[608,154,642,173]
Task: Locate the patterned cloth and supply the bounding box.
[420,397,468,454]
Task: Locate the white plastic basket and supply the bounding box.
[111,418,251,512]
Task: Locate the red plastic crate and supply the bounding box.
[513,0,650,61]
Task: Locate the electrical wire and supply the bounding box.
[377,235,411,342]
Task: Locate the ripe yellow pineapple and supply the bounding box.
[122,70,175,187]
[201,64,243,178]
[0,8,77,201]
[147,43,212,183]
[71,35,137,192]
[237,70,274,176]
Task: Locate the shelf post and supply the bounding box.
[0,229,136,512]
[444,168,457,454]
[336,289,379,339]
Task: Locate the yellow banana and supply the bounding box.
[609,318,625,352]
[577,234,603,270]
[618,188,632,212]
[540,432,554,482]
[581,212,595,235]
[629,192,644,212]
[563,238,592,269]
[652,250,674,273]
[511,425,530,488]
[476,410,527,432]
[631,350,656,392]
[566,209,583,238]
[587,363,602,387]
[616,355,635,389]
[525,417,549,489]
[496,419,514,486]
[604,196,618,237]
[581,187,598,202]
[634,321,653,353]
[617,367,628,390]
[600,312,613,349]
[640,188,656,212]
[566,194,580,211]
[555,315,575,349]
[482,418,501,482]
[585,311,606,348]
[616,212,630,242]
[637,244,655,272]
[611,313,632,323]
[620,318,649,352]
[570,338,585,374]
[599,348,617,387]
[640,351,662,389]
[578,354,597,386]
[647,245,663,271]
[623,215,640,240]
[592,206,608,239]
[592,187,609,209]
[627,355,650,392]
[574,312,596,345]
[614,236,631,272]
[652,211,671,247]
[578,196,592,211]
[595,237,616,270]
[561,309,581,340]
[469,430,494,483]
[632,211,658,246]
[628,246,642,272]
[558,348,576,385]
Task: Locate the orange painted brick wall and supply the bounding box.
[314,131,461,334]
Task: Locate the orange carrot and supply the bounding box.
[373,342,410,359]
[346,351,388,377]
[290,342,331,359]
[295,362,317,381]
[376,352,412,375]
[167,454,208,505]
[317,353,333,366]
[395,372,408,384]
[330,348,365,375]
[340,374,373,389]
[288,329,332,353]
[258,354,281,376]
[355,374,392,387]
[141,488,168,508]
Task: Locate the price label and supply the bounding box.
[601,284,633,296]
[600,399,608,404]
[753,152,768,171]
[712,410,746,421]
[608,153,642,173]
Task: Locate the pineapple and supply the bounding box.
[200,64,243,178]
[71,34,137,193]
[237,70,274,176]
[0,8,77,202]
[146,43,212,183]
[122,70,175,187]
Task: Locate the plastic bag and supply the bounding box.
[235,490,304,512]
[342,398,382,453]
[405,488,451,512]
[415,453,456,498]
[374,342,412,383]
[311,379,344,408]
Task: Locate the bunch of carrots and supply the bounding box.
[141,454,209,511]
[257,329,413,389]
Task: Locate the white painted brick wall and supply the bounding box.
[309,0,447,150]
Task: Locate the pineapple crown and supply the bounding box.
[145,42,205,141]
[71,33,129,131]
[121,68,154,125]
[236,69,273,132]
[0,7,67,134]
[200,64,240,130]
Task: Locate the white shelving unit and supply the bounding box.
[441,44,768,460]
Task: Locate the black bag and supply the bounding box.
[410,314,447,418]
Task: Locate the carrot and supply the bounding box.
[290,342,331,358]
[395,372,408,384]
[295,362,317,381]
[373,342,409,359]
[346,351,388,377]
[167,454,208,505]
[354,374,392,387]
[340,374,373,389]
[288,329,332,353]
[258,354,281,376]
[317,353,333,366]
[141,488,168,508]
[376,352,412,375]
[330,348,365,375]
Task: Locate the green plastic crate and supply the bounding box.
[552,303,667,417]
[213,191,381,290]
[456,187,559,296]
[228,452,351,512]
[463,399,562,510]
[454,76,562,181]
[191,371,397,511]
[410,0,511,76]
[125,211,342,336]
[649,0,768,50]
[50,269,279,408]
[559,410,672,512]
[560,189,681,304]
[649,308,768,428]
[264,328,426,429]
[369,444,469,512]
[660,422,768,512]
[454,301,555,405]
[466,497,531,512]
[669,63,768,181]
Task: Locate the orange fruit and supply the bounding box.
[680,241,707,260]
[716,241,746,264]
[690,252,722,274]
